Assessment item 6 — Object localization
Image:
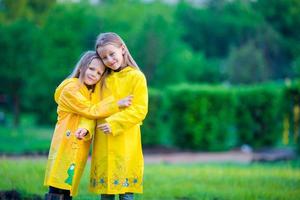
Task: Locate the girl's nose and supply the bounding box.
[107,56,114,63]
[90,70,97,77]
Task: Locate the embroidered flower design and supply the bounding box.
[113,180,119,185]
[123,178,129,187]
[100,178,105,184]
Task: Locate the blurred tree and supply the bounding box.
[176,0,263,58]
[185,53,223,83]
[0,20,42,126]
[129,1,223,86]
[254,0,300,47]
[0,0,299,125]
[134,9,183,85]
[254,25,288,79]
[225,41,269,84]
[254,0,300,77]
[204,0,227,10]
[0,0,28,22]
[292,57,300,78]
[0,0,55,24]
[30,3,102,124]
[94,0,146,48]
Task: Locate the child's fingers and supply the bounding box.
[79,130,87,139]
[76,132,82,140]
[75,128,86,140]
[97,124,105,129]
[97,124,111,134]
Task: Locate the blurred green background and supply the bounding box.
[1,1,300,199]
[0,0,300,153]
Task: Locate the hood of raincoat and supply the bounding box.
[54,78,80,104]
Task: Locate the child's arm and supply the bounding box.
[75,95,134,140]
[59,83,119,119]
[98,72,148,136]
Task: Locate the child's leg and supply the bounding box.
[101,194,115,200]
[119,193,134,200]
[45,186,72,200]
[45,188,64,200]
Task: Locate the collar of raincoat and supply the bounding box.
[110,66,136,77]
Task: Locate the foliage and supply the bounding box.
[0,82,295,153]
[0,19,44,125]
[253,0,300,58]
[0,0,55,24]
[233,83,285,148]
[141,88,171,147]
[175,0,263,58]
[225,41,269,84]
[0,0,299,147]
[166,84,237,150]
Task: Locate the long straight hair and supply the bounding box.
[95,32,139,93]
[69,51,99,83]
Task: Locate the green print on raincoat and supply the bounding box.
[65,163,75,185]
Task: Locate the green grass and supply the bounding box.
[0,126,53,154]
[0,158,299,200]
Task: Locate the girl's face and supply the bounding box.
[83,58,104,86]
[97,44,125,70]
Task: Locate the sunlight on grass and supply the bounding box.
[0,158,299,200]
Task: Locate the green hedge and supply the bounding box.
[233,83,284,148]
[141,88,171,147]
[166,84,236,151]
[142,83,290,151]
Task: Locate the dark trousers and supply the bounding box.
[45,186,72,200]
[101,193,134,200]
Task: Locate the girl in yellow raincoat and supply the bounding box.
[44,51,133,200]
[80,32,148,200]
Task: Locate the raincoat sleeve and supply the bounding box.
[78,117,95,141]
[105,72,148,136]
[59,83,119,119]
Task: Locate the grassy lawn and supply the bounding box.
[0,158,299,200]
[0,126,53,154]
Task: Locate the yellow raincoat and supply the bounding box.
[81,67,148,194]
[44,78,119,196]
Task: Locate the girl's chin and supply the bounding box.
[84,80,96,86]
[108,64,121,70]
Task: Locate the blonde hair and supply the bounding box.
[95,32,139,92]
[69,51,100,83]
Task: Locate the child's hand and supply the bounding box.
[118,95,133,108]
[75,128,88,140]
[97,123,112,134]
